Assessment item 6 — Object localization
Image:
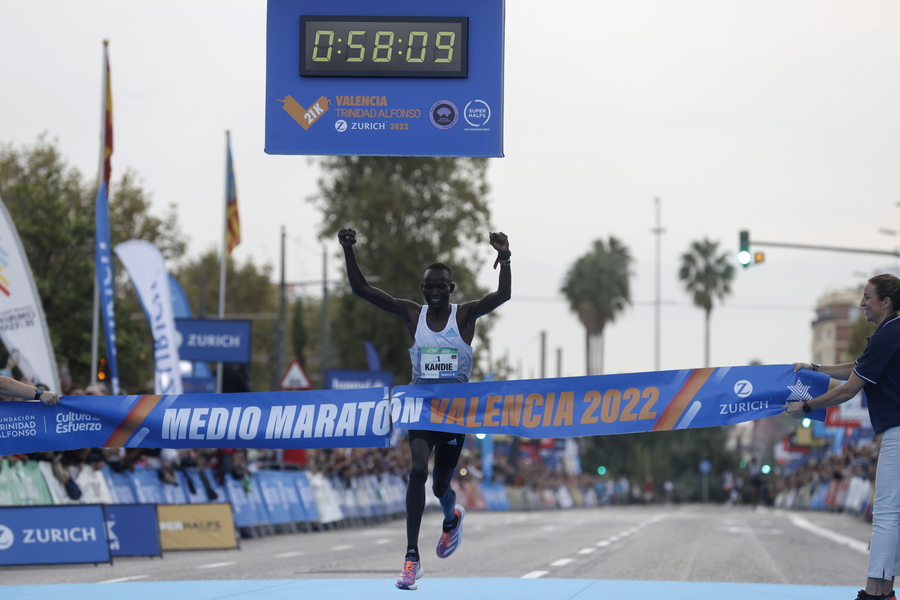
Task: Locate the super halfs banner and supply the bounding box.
[0,365,828,454]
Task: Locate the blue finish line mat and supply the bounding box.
[0,579,865,599]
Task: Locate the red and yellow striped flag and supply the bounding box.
[225,131,241,256]
[102,41,113,185]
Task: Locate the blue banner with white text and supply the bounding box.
[0,387,393,454]
[175,318,252,363]
[94,181,120,394]
[0,505,111,565]
[0,366,827,454]
[391,365,828,437]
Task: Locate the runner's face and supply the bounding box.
[422,269,453,308]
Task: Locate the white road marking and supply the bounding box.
[374,538,392,545]
[789,514,868,554]
[197,562,236,569]
[332,544,353,551]
[534,513,668,581]
[275,551,304,558]
[725,526,782,535]
[522,570,549,578]
[99,576,148,584]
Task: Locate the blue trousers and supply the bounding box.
[869,426,900,580]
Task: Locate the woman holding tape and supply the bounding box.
[0,376,60,405]
[786,274,900,600]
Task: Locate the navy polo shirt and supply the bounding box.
[854,314,900,433]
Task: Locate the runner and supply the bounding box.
[338,227,511,590]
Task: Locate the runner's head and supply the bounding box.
[422,263,454,309]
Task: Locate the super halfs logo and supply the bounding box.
[277,95,330,130]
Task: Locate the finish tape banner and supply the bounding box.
[392,365,829,437]
[0,387,394,454]
[0,365,828,454]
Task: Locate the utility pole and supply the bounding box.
[539,330,546,379]
[321,246,331,375]
[652,197,665,371]
[270,226,287,391]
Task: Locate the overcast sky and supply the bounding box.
[1,1,899,381]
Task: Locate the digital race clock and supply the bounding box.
[265,0,503,157]
[300,16,468,78]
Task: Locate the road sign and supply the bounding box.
[279,359,312,390]
[265,0,504,157]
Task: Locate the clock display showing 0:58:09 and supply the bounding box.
[300,16,468,78]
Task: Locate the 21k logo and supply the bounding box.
[277,95,330,130]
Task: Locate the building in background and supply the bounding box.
[811,288,859,365]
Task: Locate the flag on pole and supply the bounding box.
[102,43,113,184]
[225,131,240,256]
[94,40,120,394]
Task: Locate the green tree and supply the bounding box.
[560,237,632,375]
[171,249,276,391]
[582,427,739,503]
[846,312,876,361]
[309,156,494,382]
[678,238,735,368]
[0,135,185,391]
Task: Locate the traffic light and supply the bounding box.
[738,230,752,267]
[753,251,765,265]
[97,357,108,381]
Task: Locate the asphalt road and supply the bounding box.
[0,503,872,588]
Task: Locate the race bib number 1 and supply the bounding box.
[420,347,459,379]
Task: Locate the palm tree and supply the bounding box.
[678,238,736,367]
[561,237,632,375]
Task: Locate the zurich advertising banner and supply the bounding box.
[175,318,252,363]
[0,366,826,454]
[0,505,110,566]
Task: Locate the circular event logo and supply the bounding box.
[335,120,348,133]
[0,525,14,550]
[429,100,458,130]
[464,99,491,127]
[734,380,753,398]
